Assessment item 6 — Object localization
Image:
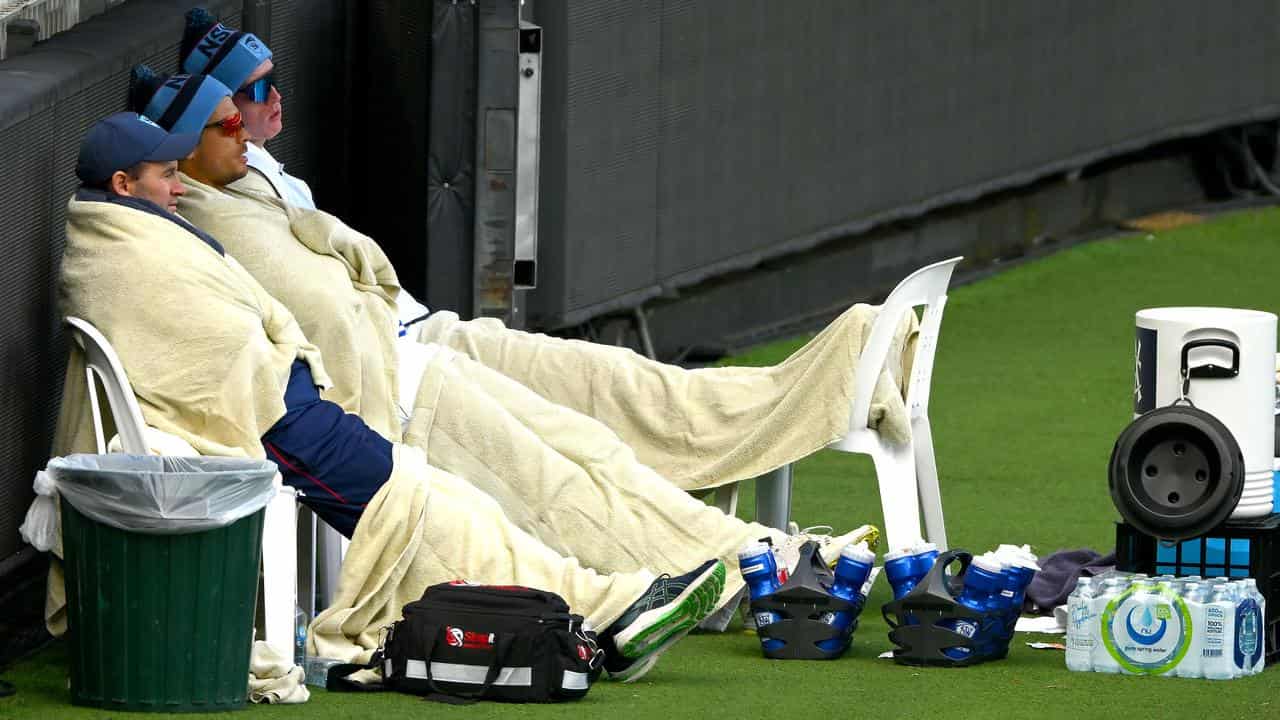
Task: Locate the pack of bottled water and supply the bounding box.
[1065,571,1267,678]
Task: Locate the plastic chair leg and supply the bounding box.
[295,507,317,618]
[871,442,923,553]
[913,415,948,551]
[755,464,793,531]
[261,487,298,658]
[315,524,346,612]
[713,483,740,518]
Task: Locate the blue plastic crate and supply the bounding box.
[1117,514,1280,664]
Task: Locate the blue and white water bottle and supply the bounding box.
[817,541,876,649]
[738,541,784,651]
[938,554,1004,659]
[884,542,938,599]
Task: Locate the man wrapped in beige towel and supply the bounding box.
[56,97,727,683]
[171,14,920,495]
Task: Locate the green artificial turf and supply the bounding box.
[3,209,1279,719]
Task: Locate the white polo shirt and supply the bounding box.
[244,141,316,210]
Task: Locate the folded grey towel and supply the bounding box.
[1024,548,1115,614]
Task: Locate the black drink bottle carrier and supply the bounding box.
[882,549,1014,667]
[748,541,864,659]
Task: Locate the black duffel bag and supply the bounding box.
[329,582,604,704]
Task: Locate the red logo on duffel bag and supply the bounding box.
[576,644,590,661]
[445,626,495,649]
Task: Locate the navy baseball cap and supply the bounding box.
[75,112,200,186]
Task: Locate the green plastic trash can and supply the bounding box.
[50,455,277,713]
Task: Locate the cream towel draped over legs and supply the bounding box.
[399,349,787,610]
[309,444,655,664]
[412,305,917,491]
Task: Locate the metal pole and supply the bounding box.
[472,0,520,324]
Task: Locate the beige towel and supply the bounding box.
[55,196,332,460]
[248,641,309,704]
[398,350,789,609]
[47,195,332,636]
[309,444,654,665]
[415,305,917,491]
[176,175,403,442]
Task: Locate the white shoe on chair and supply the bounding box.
[774,524,880,573]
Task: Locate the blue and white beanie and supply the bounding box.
[129,65,232,135]
[179,8,273,92]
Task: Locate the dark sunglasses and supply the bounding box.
[203,111,245,136]
[237,73,276,104]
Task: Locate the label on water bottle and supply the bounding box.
[1235,598,1262,670]
[1068,602,1097,649]
[1100,586,1192,675]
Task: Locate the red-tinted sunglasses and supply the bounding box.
[203,111,244,136]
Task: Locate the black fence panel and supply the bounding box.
[527,1,1280,328]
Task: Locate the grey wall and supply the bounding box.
[528,1,1280,329]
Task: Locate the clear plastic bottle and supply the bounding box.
[1155,580,1181,677]
[1239,578,1266,675]
[1090,577,1125,673]
[1065,577,1096,672]
[1118,579,1156,676]
[293,605,308,667]
[1175,582,1205,679]
[1202,584,1237,680]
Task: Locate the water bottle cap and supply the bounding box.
[913,542,939,555]
[1242,578,1258,588]
[840,541,875,563]
[737,542,773,560]
[884,547,912,562]
[1076,576,1094,587]
[1002,549,1040,571]
[971,554,1004,574]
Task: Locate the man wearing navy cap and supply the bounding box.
[75,112,198,215]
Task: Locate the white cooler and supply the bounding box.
[1135,307,1277,519]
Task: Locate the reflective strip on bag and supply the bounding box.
[404,659,533,686]
[561,670,589,690]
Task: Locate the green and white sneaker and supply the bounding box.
[603,559,726,682]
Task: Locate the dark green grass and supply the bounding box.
[4,209,1279,719]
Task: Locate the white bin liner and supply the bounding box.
[21,454,277,544]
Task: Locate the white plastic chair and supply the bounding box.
[64,316,300,657]
[711,256,962,553]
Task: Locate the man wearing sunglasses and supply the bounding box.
[180,9,432,344]
[59,99,729,684]
[178,9,315,210]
